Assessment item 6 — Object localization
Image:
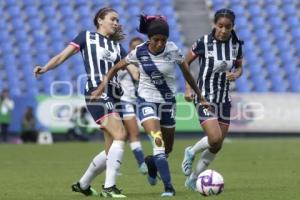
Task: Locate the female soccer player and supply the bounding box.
[118,37,148,174]
[181,8,244,191]
[90,14,207,197]
[34,7,127,198]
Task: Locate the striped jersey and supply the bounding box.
[70,30,127,92]
[117,65,138,103]
[126,41,184,103]
[192,30,243,103]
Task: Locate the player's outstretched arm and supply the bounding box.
[33,45,78,77]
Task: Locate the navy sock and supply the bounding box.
[145,155,157,178]
[154,153,172,188]
[132,148,145,166]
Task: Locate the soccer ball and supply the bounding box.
[196,169,224,196]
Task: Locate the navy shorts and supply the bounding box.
[137,97,176,128]
[195,102,231,125]
[85,88,119,124]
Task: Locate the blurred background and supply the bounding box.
[0,0,300,143]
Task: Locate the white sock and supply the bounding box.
[190,149,216,180]
[130,141,142,151]
[104,140,125,188]
[190,136,210,155]
[79,151,106,189]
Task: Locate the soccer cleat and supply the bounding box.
[71,182,98,196]
[100,185,126,198]
[185,176,197,192]
[181,146,195,176]
[161,185,176,197]
[139,162,148,175]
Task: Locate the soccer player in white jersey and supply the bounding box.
[117,37,148,174]
[90,14,208,197]
[181,8,244,191]
[34,7,127,198]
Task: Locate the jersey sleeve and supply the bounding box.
[191,37,205,56]
[236,44,243,59]
[174,45,185,64]
[125,48,138,63]
[119,44,127,59]
[70,31,86,51]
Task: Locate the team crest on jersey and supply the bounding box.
[163,52,172,61]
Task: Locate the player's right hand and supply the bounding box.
[184,88,194,102]
[34,66,47,77]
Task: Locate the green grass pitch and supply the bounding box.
[1,138,300,200]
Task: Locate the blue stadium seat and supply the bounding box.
[11,18,25,30]
[60,5,74,18]
[75,0,86,6]
[282,4,296,16]
[270,74,286,92]
[282,60,297,73]
[28,18,42,30]
[49,31,63,42]
[15,30,27,42]
[4,0,18,7]
[22,0,36,7]
[39,0,53,7]
[251,17,265,29]
[266,64,280,76]
[0,30,10,43]
[265,4,280,17]
[45,18,60,31]
[159,0,173,6]
[235,17,248,29]
[18,42,31,54]
[248,5,263,17]
[42,6,56,18]
[290,28,300,40]
[252,74,268,92]
[57,0,70,7]
[235,76,251,92]
[24,6,39,19]
[7,6,21,18]
[286,16,300,28]
[32,30,46,43]
[255,29,269,42]
[231,4,245,17]
[268,17,283,27]
[127,6,140,19]
[287,74,300,92]
[272,28,286,40]
[143,6,158,15]
[238,28,252,41]
[78,5,90,18]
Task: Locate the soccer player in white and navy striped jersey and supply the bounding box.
[34,7,127,198]
[181,8,244,191]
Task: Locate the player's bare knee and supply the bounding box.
[208,135,223,151]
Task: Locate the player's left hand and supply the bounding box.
[226,72,239,81]
[89,86,104,102]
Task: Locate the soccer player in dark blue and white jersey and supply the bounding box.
[117,37,148,174]
[34,7,127,198]
[181,8,244,191]
[90,14,207,197]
